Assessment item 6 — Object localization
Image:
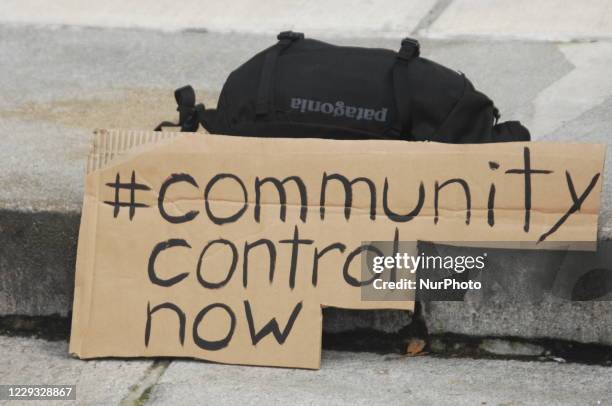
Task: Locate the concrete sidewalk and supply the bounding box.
[2,335,611,406]
[2,0,612,41]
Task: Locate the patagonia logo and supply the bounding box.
[290,98,388,122]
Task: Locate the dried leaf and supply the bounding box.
[405,338,427,356]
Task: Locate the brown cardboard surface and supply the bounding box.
[70,130,606,369]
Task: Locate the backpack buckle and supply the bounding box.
[277,31,304,41]
[398,37,420,60]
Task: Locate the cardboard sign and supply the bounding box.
[70,130,606,369]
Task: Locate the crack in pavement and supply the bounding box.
[413,0,455,35]
[120,360,171,406]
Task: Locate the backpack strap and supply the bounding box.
[392,38,420,138]
[255,31,304,117]
[155,85,213,132]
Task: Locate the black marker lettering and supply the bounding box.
[192,303,236,351]
[488,183,496,227]
[145,302,185,346]
[434,179,471,225]
[320,173,376,220]
[204,173,248,225]
[255,176,307,223]
[390,227,400,282]
[343,244,384,287]
[196,239,238,289]
[505,147,553,232]
[244,300,303,345]
[311,242,346,286]
[383,180,425,222]
[539,172,600,242]
[148,239,191,287]
[158,173,200,223]
[243,239,277,287]
[279,226,314,289]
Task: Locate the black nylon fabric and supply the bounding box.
[158,32,530,143]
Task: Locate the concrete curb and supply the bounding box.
[0,209,79,316]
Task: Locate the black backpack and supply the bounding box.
[157,31,530,143]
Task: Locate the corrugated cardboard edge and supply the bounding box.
[71,128,201,357]
[68,173,98,357]
[86,128,203,174]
